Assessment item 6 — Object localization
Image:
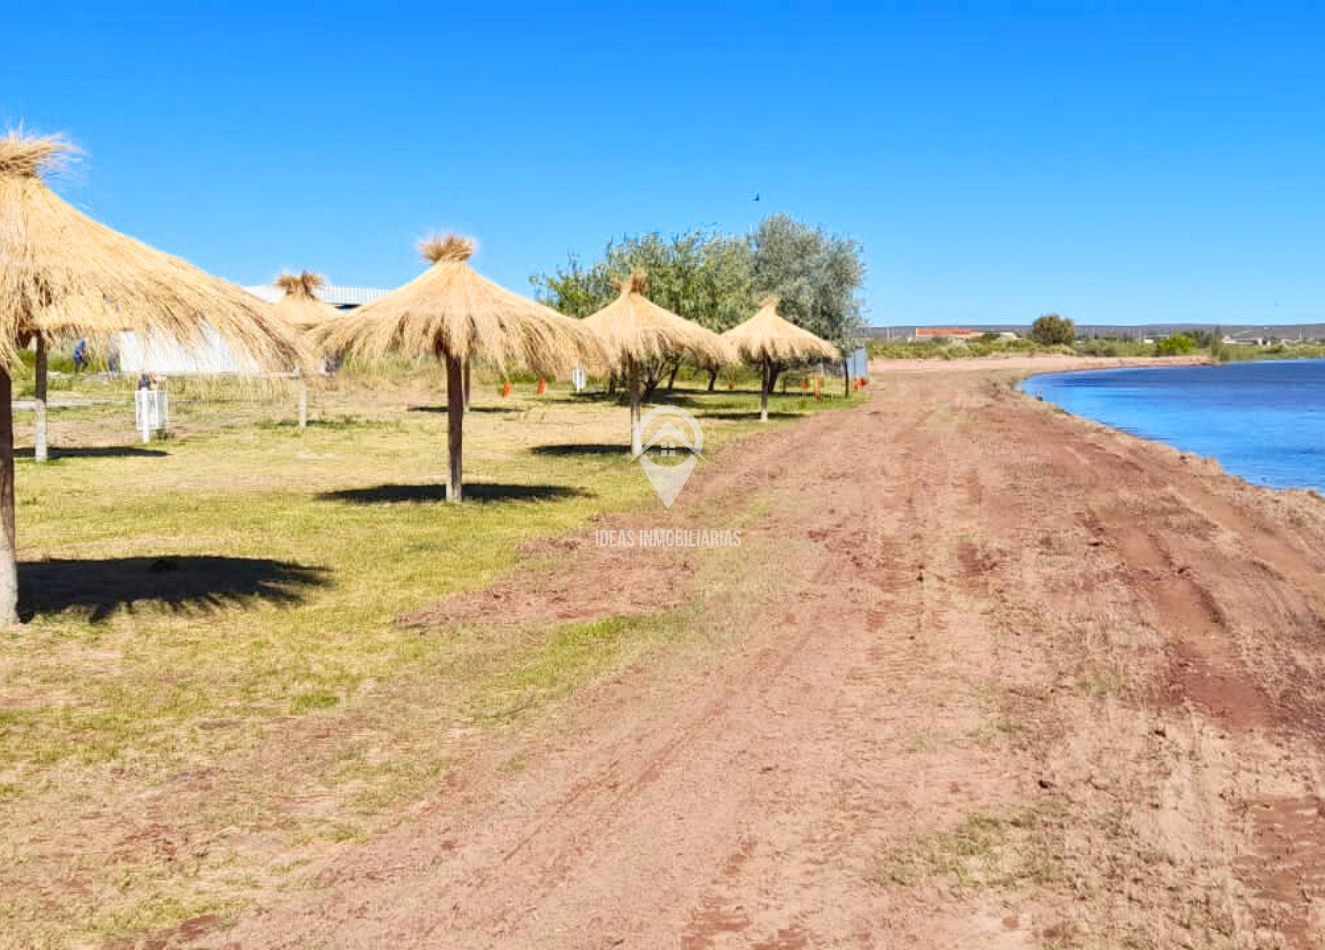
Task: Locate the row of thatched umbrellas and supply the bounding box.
[0,130,839,626]
[283,244,839,483]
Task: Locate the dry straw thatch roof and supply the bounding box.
[315,235,600,375]
[581,272,734,369]
[723,297,840,364]
[273,271,340,329]
[0,131,303,368]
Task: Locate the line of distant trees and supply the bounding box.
[1033,317,1222,357]
[530,214,866,391]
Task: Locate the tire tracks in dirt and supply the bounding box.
[187,368,1325,949]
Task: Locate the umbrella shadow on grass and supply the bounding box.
[19,556,329,623]
[645,392,742,408]
[16,446,169,460]
[696,410,802,421]
[529,443,628,457]
[406,405,516,415]
[318,482,591,505]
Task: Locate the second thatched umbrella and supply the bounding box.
[582,273,733,455]
[723,297,840,422]
[316,235,600,503]
[0,131,305,625]
[273,271,340,428]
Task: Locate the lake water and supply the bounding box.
[1024,360,1325,492]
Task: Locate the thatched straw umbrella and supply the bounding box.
[315,234,599,503]
[0,131,304,625]
[273,271,339,428]
[723,297,839,422]
[581,273,733,455]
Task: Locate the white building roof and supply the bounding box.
[245,284,390,308]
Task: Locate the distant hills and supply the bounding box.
[866,324,1325,342]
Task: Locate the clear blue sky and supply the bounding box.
[3,2,1322,326]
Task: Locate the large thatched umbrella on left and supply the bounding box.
[723,297,839,422]
[316,234,600,503]
[273,271,339,428]
[0,132,305,625]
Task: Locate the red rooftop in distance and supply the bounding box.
[914,327,983,340]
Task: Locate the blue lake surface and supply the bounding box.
[1024,360,1325,492]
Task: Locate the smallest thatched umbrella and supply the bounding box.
[581,273,733,455]
[272,271,339,428]
[723,297,840,422]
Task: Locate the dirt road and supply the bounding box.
[205,362,1325,949]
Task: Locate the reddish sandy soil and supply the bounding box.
[184,360,1325,949]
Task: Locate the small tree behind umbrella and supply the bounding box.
[315,235,600,503]
[273,271,339,429]
[0,131,305,625]
[581,273,733,456]
[722,297,839,422]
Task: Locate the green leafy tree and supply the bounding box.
[533,229,753,394]
[599,230,752,333]
[749,214,866,390]
[598,231,745,394]
[533,216,868,396]
[528,252,616,319]
[1029,313,1076,346]
[1154,333,1197,356]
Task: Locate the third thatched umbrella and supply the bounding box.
[581,273,733,455]
[316,234,600,503]
[0,131,305,625]
[273,271,339,428]
[722,296,840,422]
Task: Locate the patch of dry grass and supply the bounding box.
[0,366,860,948]
[870,805,1069,893]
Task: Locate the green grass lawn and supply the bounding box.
[0,366,858,948]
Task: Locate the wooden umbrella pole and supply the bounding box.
[0,367,18,625]
[297,375,308,430]
[463,359,472,411]
[446,353,465,503]
[629,361,643,456]
[34,334,48,461]
[760,359,771,423]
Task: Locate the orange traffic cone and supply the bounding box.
[502,382,513,399]
[537,378,547,396]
